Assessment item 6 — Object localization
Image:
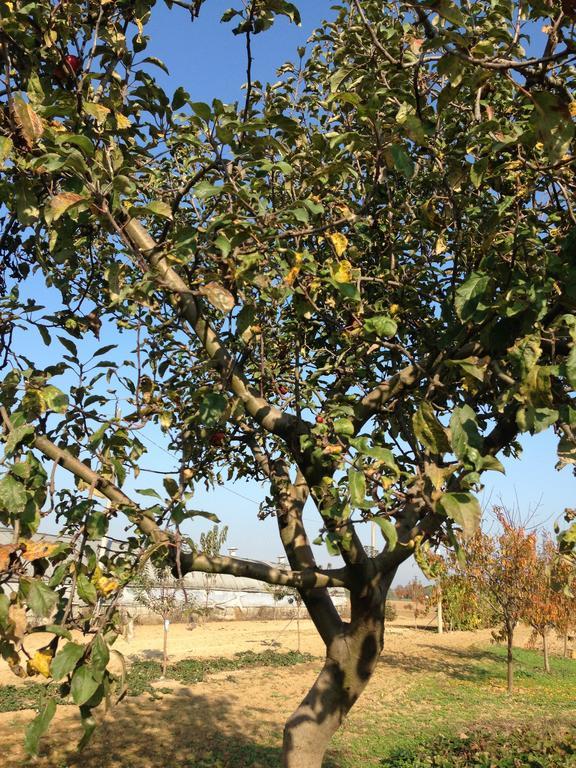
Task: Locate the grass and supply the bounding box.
[126,649,313,696]
[333,645,576,768]
[0,650,313,712]
[1,643,574,767]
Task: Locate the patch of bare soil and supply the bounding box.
[0,617,566,767]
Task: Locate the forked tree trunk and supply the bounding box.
[542,631,551,673]
[282,617,384,768]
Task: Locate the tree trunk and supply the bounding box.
[282,618,383,768]
[437,594,443,635]
[162,619,169,678]
[296,603,301,654]
[563,633,568,659]
[542,631,551,673]
[506,624,514,694]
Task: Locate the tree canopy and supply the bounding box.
[1,0,575,764]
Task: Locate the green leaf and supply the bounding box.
[430,0,466,26]
[51,642,85,680]
[25,700,57,756]
[142,55,169,74]
[333,418,354,437]
[41,385,68,413]
[140,200,173,220]
[436,492,481,540]
[0,593,9,631]
[172,86,189,110]
[55,134,95,157]
[4,424,35,456]
[348,468,366,507]
[566,345,576,388]
[190,102,212,122]
[90,635,110,671]
[363,316,397,339]
[412,402,450,454]
[78,705,97,750]
[0,135,13,165]
[136,488,162,499]
[71,664,100,706]
[390,145,414,179]
[199,392,227,427]
[57,336,78,356]
[454,272,491,323]
[449,405,483,467]
[0,475,27,514]
[372,518,397,550]
[22,578,58,617]
[33,624,72,640]
[76,574,97,605]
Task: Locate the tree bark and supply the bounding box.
[542,631,551,673]
[282,572,394,768]
[282,618,383,768]
[162,620,169,678]
[564,633,568,659]
[506,624,514,694]
[437,594,443,635]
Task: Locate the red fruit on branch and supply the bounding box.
[278,385,288,395]
[55,54,82,81]
[315,415,324,424]
[209,431,226,447]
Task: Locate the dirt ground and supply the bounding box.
[0,606,570,768]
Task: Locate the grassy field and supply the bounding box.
[333,645,576,767]
[0,622,575,767]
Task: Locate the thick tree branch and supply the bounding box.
[177,551,350,590]
[122,219,306,442]
[10,420,350,591]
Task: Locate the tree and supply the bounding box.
[0,0,575,764]
[133,563,195,677]
[466,510,538,692]
[523,536,561,673]
[549,540,576,658]
[395,578,428,629]
[198,524,228,617]
[268,583,305,651]
[419,548,495,632]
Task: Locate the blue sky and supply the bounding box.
[19,2,574,584]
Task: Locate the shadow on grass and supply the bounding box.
[381,640,576,691]
[22,672,342,768]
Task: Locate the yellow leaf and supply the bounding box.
[8,604,27,640]
[286,251,304,286]
[83,102,111,125]
[21,540,59,562]
[50,192,86,221]
[97,576,120,596]
[27,648,53,678]
[0,544,17,572]
[115,112,132,130]
[10,96,44,148]
[569,102,576,118]
[333,259,353,283]
[435,235,447,255]
[389,304,400,316]
[327,232,349,257]
[198,281,235,313]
